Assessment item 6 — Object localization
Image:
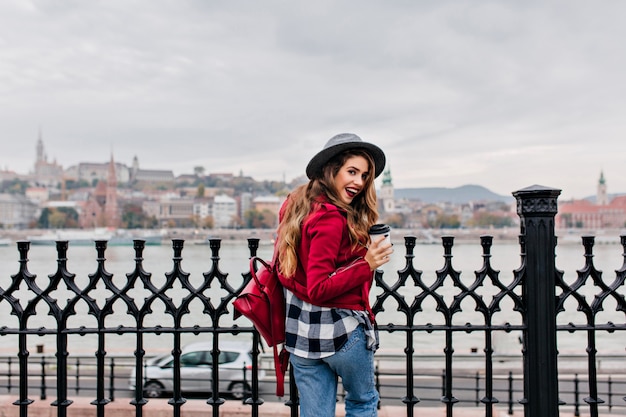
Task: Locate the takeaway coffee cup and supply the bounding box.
[369,224,391,246]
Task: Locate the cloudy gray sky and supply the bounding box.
[1,1,625,199]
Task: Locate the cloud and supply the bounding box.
[1,0,625,200]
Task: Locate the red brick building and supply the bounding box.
[556,172,626,229]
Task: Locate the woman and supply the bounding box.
[276,133,393,417]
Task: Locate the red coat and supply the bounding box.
[277,199,375,320]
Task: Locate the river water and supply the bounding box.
[0,234,625,359]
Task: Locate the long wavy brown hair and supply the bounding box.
[277,149,379,278]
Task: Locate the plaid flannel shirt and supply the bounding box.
[284,288,379,359]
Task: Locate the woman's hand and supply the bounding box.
[364,235,394,271]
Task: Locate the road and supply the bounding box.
[2,363,626,415]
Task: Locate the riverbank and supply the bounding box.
[162,227,522,246]
[0,226,519,245]
[2,226,625,247]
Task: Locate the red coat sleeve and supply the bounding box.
[304,209,372,304]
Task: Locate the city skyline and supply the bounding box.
[2,2,626,200]
[12,135,614,202]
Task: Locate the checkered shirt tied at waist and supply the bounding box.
[284,288,379,359]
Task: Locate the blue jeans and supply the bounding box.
[290,325,378,417]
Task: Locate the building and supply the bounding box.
[193,198,213,221]
[132,168,175,184]
[71,155,123,229]
[141,193,239,228]
[250,195,283,228]
[379,168,395,213]
[239,192,253,220]
[142,198,195,227]
[33,132,64,187]
[65,155,173,187]
[556,172,626,229]
[0,169,19,182]
[208,173,234,182]
[79,195,105,228]
[104,155,121,228]
[376,168,414,226]
[128,156,175,185]
[25,187,50,205]
[253,195,283,216]
[0,193,38,229]
[213,194,237,228]
[597,171,609,206]
[175,174,201,186]
[417,203,445,228]
[65,161,131,185]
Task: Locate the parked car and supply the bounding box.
[128,341,265,399]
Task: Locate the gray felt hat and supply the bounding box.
[305,133,386,179]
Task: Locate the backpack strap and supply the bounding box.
[269,239,289,397]
[273,344,289,397]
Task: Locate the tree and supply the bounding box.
[0,179,29,194]
[194,166,205,176]
[48,211,68,229]
[37,207,79,229]
[121,203,158,229]
[197,183,205,198]
[467,212,513,228]
[381,213,406,228]
[427,213,461,229]
[202,216,214,229]
[243,209,277,229]
[64,179,91,189]
[37,208,51,229]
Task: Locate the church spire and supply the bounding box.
[597,171,608,206]
[381,167,393,186]
[36,128,45,163]
[380,167,395,213]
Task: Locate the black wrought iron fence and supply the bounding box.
[0,185,625,417]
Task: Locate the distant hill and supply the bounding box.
[394,185,513,204]
[583,193,626,204]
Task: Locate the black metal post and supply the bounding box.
[50,241,73,417]
[508,371,514,415]
[109,357,116,402]
[7,357,13,393]
[168,239,188,417]
[92,240,112,416]
[75,358,80,394]
[574,374,581,417]
[13,241,35,417]
[608,376,614,410]
[40,356,46,401]
[245,238,264,417]
[285,365,299,417]
[513,185,561,417]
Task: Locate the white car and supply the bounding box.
[128,341,265,399]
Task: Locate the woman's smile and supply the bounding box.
[333,155,370,205]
